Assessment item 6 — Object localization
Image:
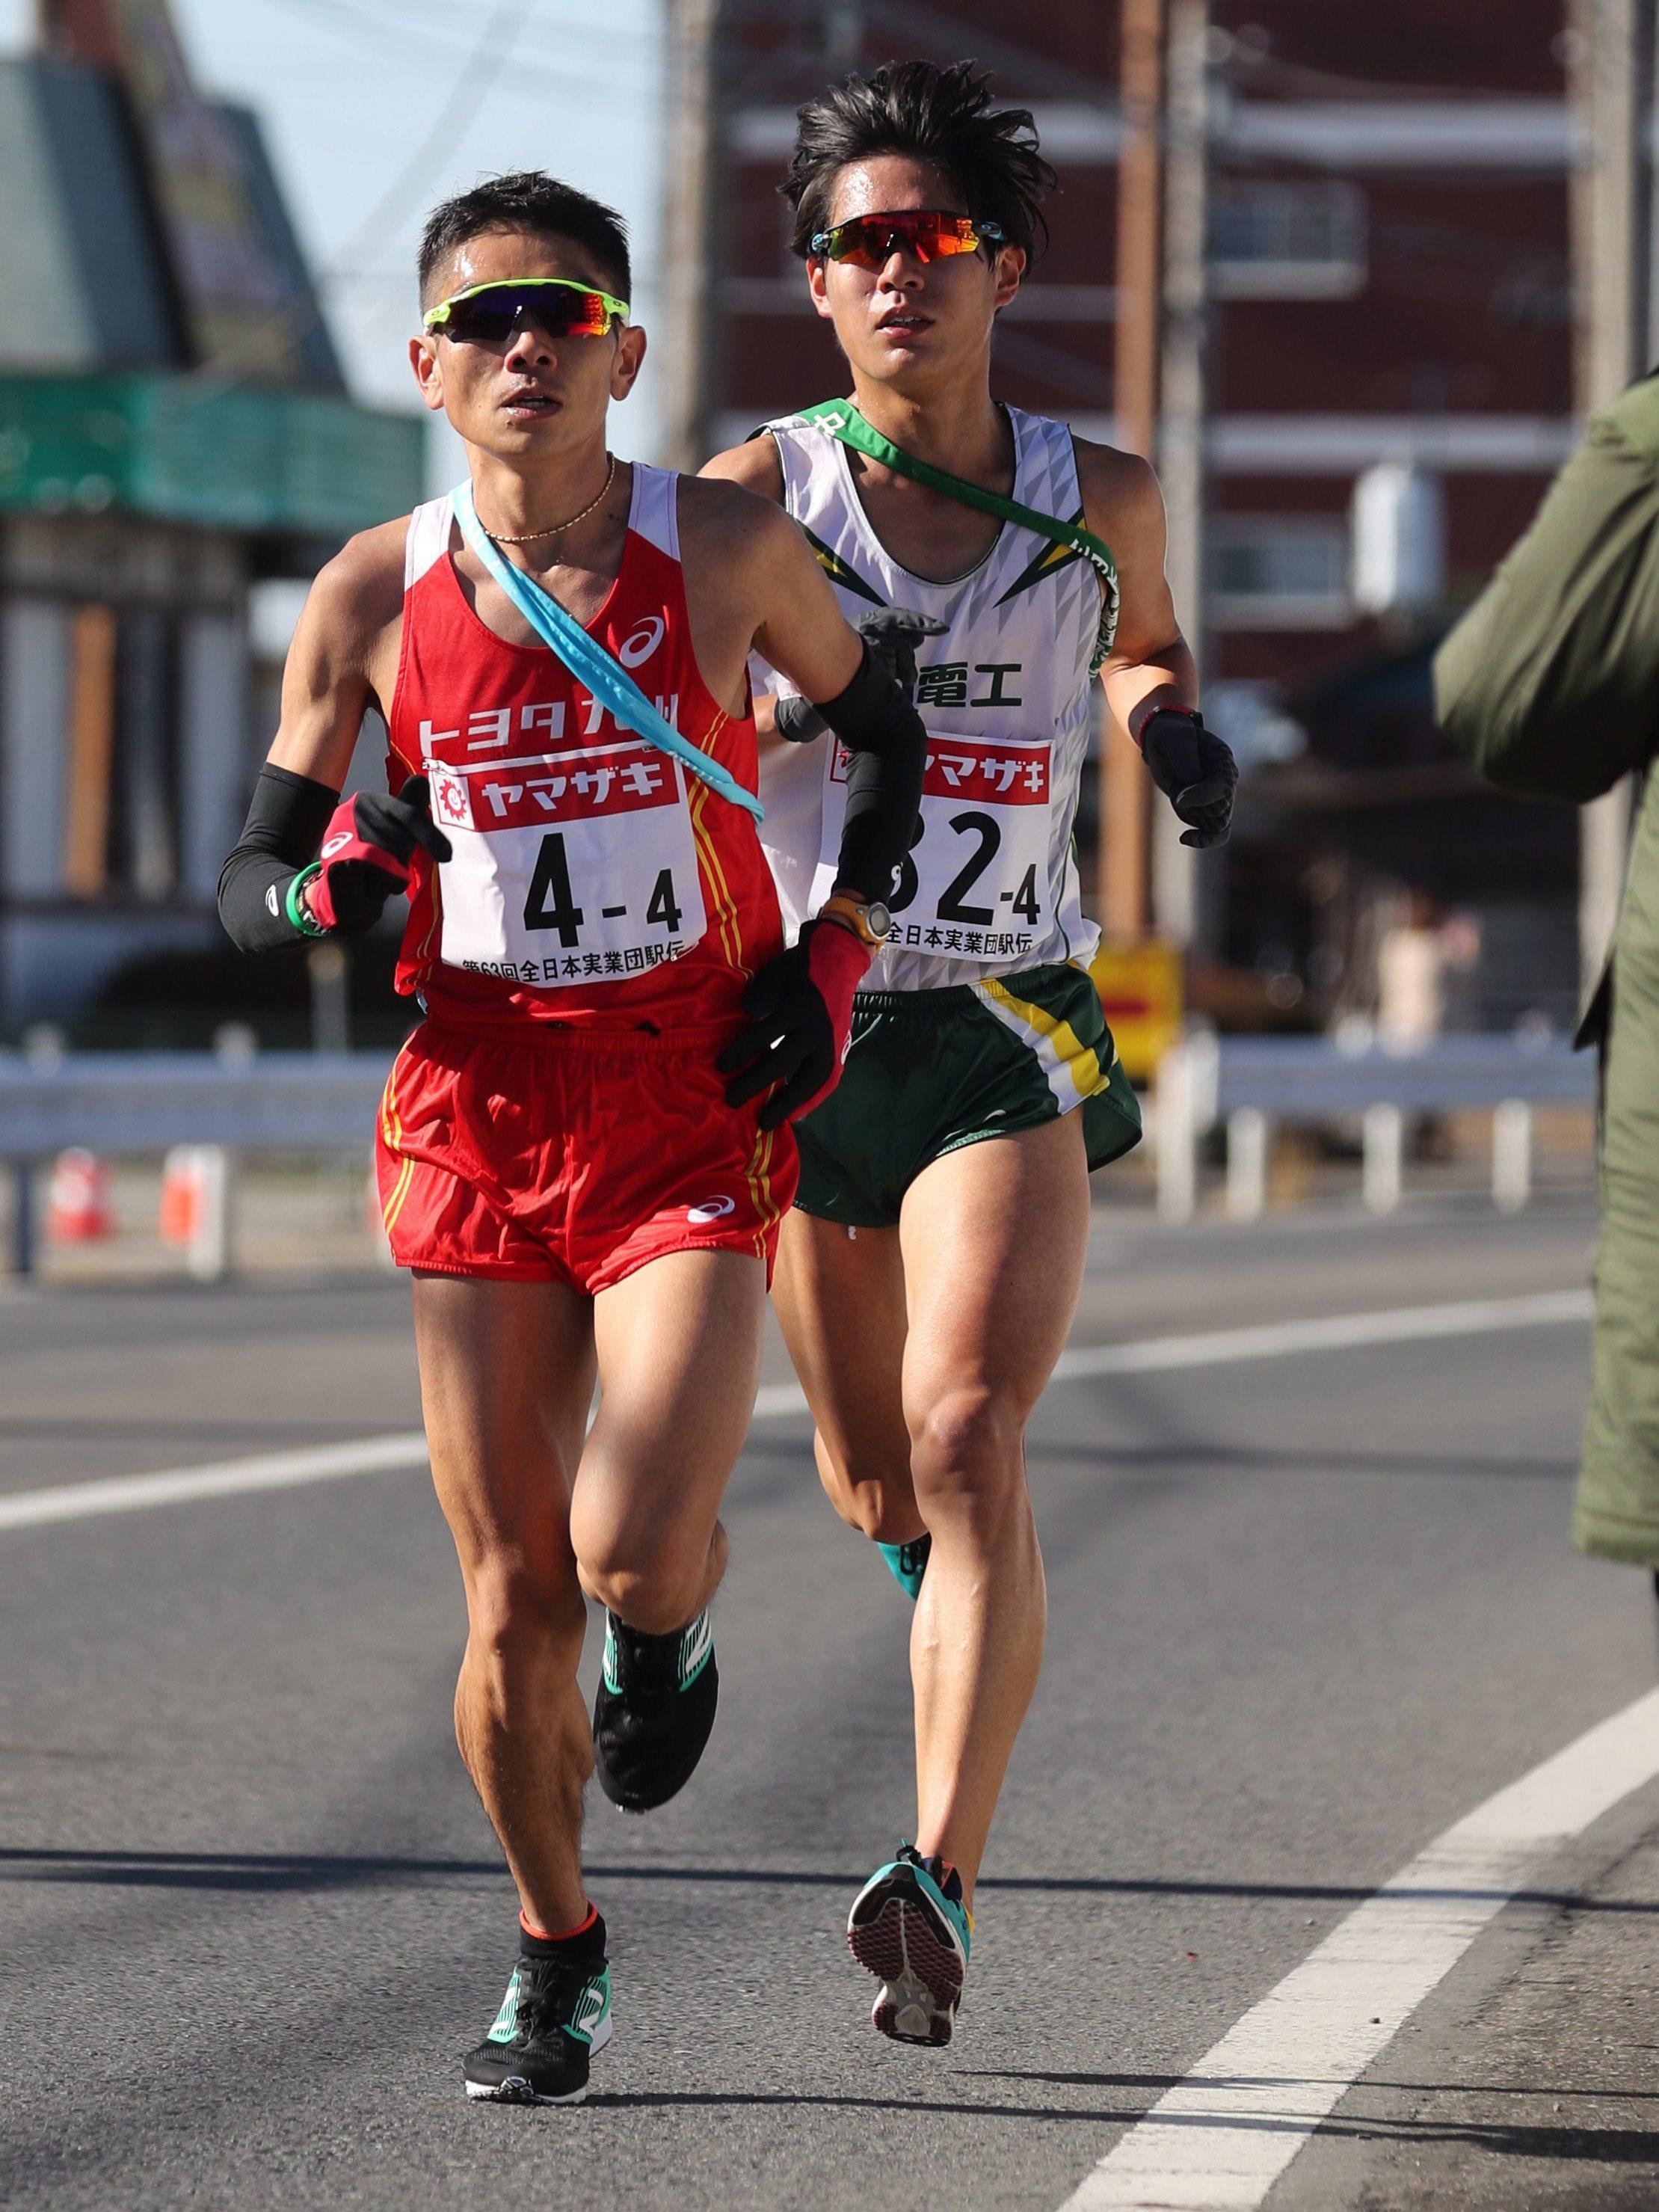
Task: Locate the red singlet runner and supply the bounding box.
[374,463,798,1288]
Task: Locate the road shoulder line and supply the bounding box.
[1057,1685,1659,2212]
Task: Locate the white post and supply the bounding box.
[1225,1107,1268,1222]
[187,1145,235,1282]
[1362,1104,1405,1214]
[1157,1041,1198,1223]
[1156,1029,1219,1224]
[1492,1100,1535,1213]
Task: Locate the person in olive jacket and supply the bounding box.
[1435,367,1659,1598]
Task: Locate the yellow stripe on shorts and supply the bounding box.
[974,974,1106,1107]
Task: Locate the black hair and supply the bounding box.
[417,171,632,304]
[780,59,1056,263]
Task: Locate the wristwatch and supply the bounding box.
[818,891,893,947]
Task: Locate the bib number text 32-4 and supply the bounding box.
[825,734,1052,961]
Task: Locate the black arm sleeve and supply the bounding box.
[811,640,928,903]
[217,764,339,953]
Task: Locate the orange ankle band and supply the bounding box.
[520,1902,597,1943]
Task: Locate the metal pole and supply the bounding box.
[1155,0,1210,951]
[1102,0,1165,941]
[1571,0,1643,994]
[659,0,724,470]
[10,1158,36,1276]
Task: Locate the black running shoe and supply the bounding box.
[591,1608,718,1812]
[464,1938,612,2104]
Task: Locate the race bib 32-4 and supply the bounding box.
[813,731,1051,965]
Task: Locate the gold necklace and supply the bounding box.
[481,452,616,544]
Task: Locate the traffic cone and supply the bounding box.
[47,1148,113,1241]
[158,1146,203,1247]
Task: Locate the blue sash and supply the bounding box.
[449,479,764,822]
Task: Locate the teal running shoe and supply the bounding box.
[464,1933,612,2104]
[847,1843,972,2046]
[876,1534,932,1602]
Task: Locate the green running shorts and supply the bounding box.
[792,961,1142,1229]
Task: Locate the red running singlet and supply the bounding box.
[387,463,781,1028]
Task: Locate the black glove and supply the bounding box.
[717,918,871,1129]
[1141,710,1238,849]
[772,606,947,743]
[308,775,452,933]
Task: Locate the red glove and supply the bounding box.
[306,776,451,934]
[718,918,871,1129]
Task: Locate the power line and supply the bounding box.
[182,0,538,391]
[251,0,652,92]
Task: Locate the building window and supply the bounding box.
[1210,517,1352,630]
[1211,181,1368,299]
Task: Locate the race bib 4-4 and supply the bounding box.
[428,738,707,989]
[813,731,1052,965]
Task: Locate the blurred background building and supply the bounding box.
[666,0,1598,1042]
[0,0,422,1036]
[0,0,1643,1051]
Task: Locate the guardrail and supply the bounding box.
[1154,1030,1596,1223]
[0,1050,394,1278]
[0,1034,1602,1276]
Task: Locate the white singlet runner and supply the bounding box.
[756,403,1104,994]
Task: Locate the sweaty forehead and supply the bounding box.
[425,227,611,305]
[825,156,966,228]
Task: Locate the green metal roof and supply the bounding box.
[0,373,425,536]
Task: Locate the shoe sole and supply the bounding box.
[847,1884,964,2048]
[464,2012,612,2104]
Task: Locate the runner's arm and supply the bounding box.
[747,502,927,903]
[702,436,792,750]
[1078,445,1198,738]
[218,532,440,950]
[1080,444,1234,847]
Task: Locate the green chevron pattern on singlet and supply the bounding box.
[802,523,887,606]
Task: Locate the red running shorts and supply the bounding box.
[375,1016,798,1292]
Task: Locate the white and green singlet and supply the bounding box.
[756,402,1106,994]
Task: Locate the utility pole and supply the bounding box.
[1569,0,1649,994]
[659,0,723,470]
[1102,0,1164,941]
[1155,0,1211,950]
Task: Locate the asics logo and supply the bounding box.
[687,1194,736,1223]
[321,832,352,858]
[618,615,666,668]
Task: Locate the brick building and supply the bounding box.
[699,2,1583,1029]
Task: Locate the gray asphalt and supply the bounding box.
[3,1198,1656,2211]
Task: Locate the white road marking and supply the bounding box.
[1047,1287,1592,1385]
[1059,1683,1659,2212]
[0,1288,1592,1536]
[0,1434,430,1533]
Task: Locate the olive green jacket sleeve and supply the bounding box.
[1434,373,1659,800]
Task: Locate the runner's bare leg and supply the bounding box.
[772,1215,923,1546]
[899,1111,1089,1902]
[572,1247,767,1634]
[415,1274,598,1935]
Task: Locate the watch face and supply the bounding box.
[865,900,893,941]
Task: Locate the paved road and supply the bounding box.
[3,1199,1656,2210]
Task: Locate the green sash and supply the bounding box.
[795,397,1120,670]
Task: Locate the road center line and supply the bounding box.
[1057,1683,1659,2212]
[0,1288,1592,1535]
